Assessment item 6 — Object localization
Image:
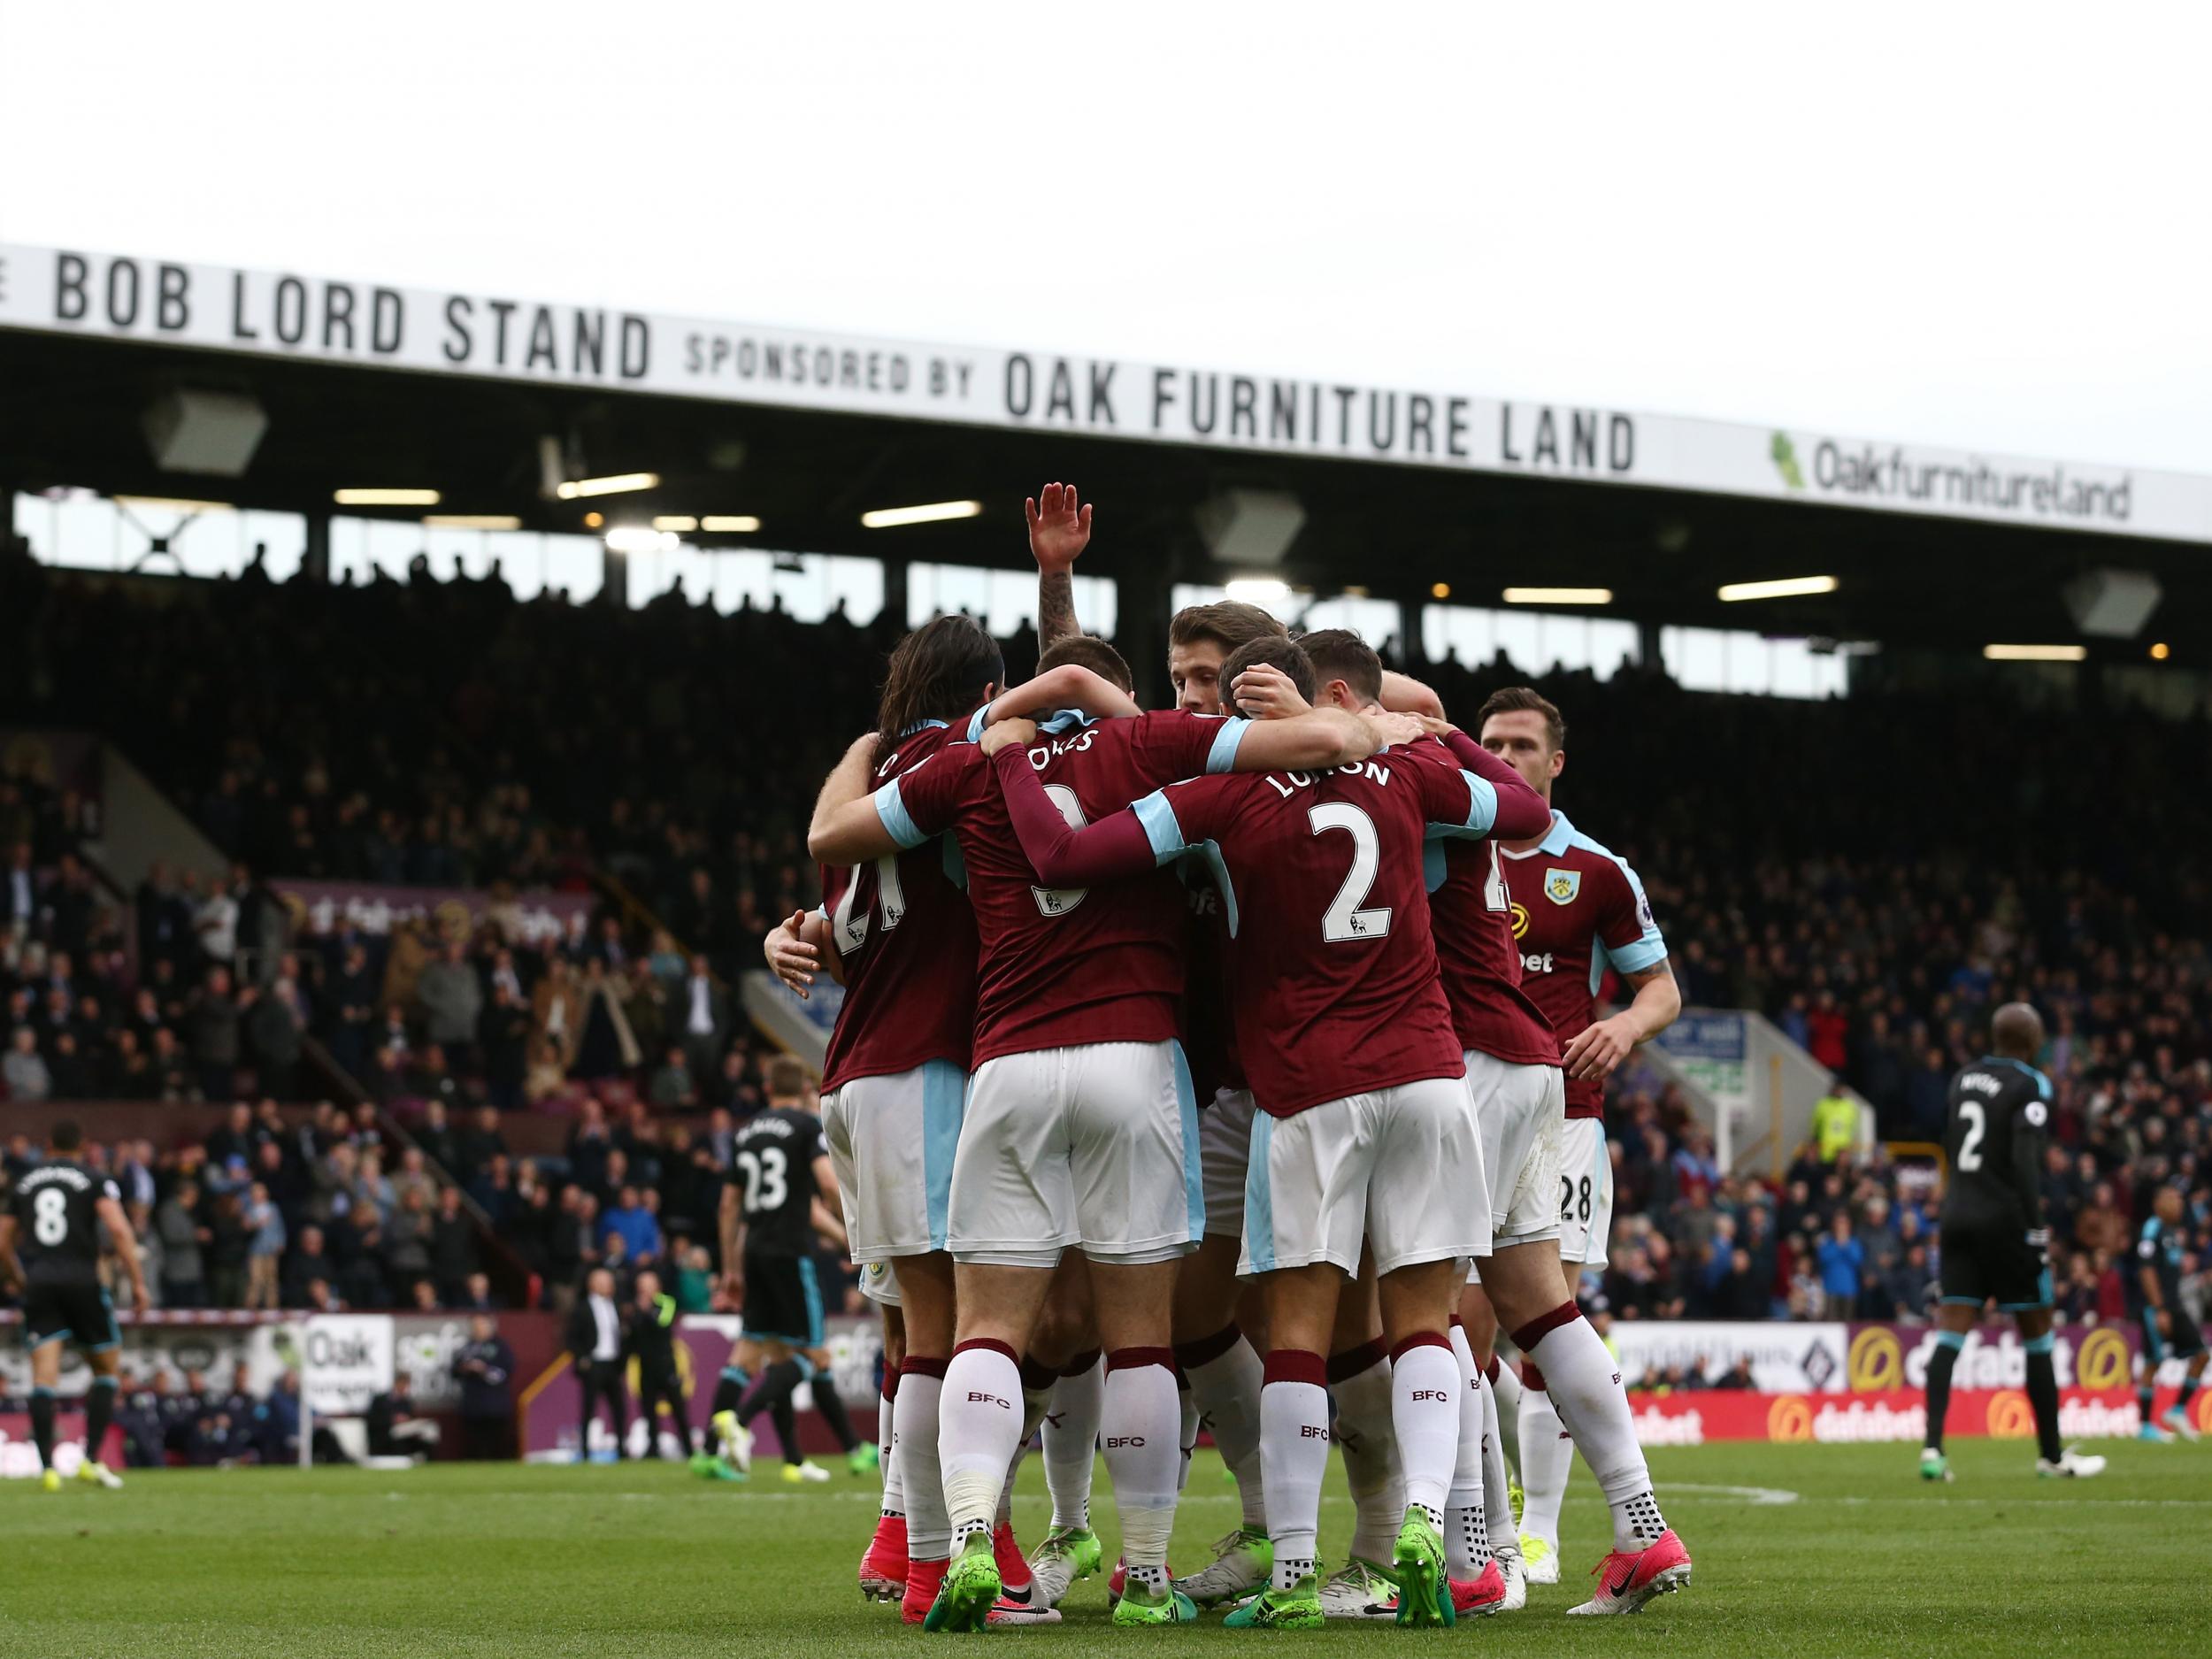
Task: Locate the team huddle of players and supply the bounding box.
[764,483,1691,1629]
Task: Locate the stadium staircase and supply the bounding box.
[1642,1005,1874,1179]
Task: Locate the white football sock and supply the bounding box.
[1389,1334,1458,1524]
[898,1360,950,1561]
[938,1340,1025,1548]
[1517,1369,1571,1548]
[1260,1351,1330,1594]
[1043,1354,1102,1531]
[1515,1306,1665,1552]
[1445,1324,1488,1578]
[879,1382,904,1514]
[1181,1326,1267,1529]
[1102,1349,1182,1586]
[1331,1344,1403,1567]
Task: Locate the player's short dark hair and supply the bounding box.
[875,615,1006,769]
[50,1118,82,1152]
[1297,628,1384,705]
[764,1056,810,1100]
[1035,634,1133,694]
[1477,686,1566,751]
[1220,636,1317,712]
[1168,601,1288,657]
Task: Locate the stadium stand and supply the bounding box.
[2,539,2206,1335]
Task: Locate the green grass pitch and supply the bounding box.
[1,1440,2202,1657]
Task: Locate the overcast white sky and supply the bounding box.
[4,2,2208,472]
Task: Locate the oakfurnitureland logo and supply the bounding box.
[1768,428,2132,525]
[1770,432,1806,489]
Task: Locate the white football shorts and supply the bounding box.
[949,1040,1202,1268]
[1554,1116,1615,1267]
[1465,1048,1567,1251]
[857,1257,902,1307]
[1241,1073,1491,1278]
[820,1059,966,1262]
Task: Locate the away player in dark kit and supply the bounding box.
[1919,1002,2105,1481]
[0,1119,150,1491]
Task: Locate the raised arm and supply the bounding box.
[986,724,1163,887]
[1027,481,1092,651]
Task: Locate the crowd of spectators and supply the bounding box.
[3,791,780,1125]
[0,1079,856,1320]
[2,1101,499,1313]
[2,536,909,966]
[2,540,2206,1330]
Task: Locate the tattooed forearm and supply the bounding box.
[1038,569,1079,649]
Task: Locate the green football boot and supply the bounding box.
[1173,1527,1273,1607]
[1110,1578,1200,1626]
[1391,1509,1454,1629]
[1224,1573,1325,1630]
[1026,1525,1103,1609]
[923,1532,1002,1632]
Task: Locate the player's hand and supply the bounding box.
[981,717,1038,757]
[1025,482,1093,572]
[1230,662,1312,720]
[1363,711,1427,750]
[1563,1011,1640,1081]
[764,911,819,998]
[2157,1310,2172,1337]
[721,1270,746,1311]
[1408,712,1459,739]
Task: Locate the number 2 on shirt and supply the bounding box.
[1310,803,1393,942]
[1956,1101,1985,1172]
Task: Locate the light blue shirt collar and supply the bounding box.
[1537,808,1574,856]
